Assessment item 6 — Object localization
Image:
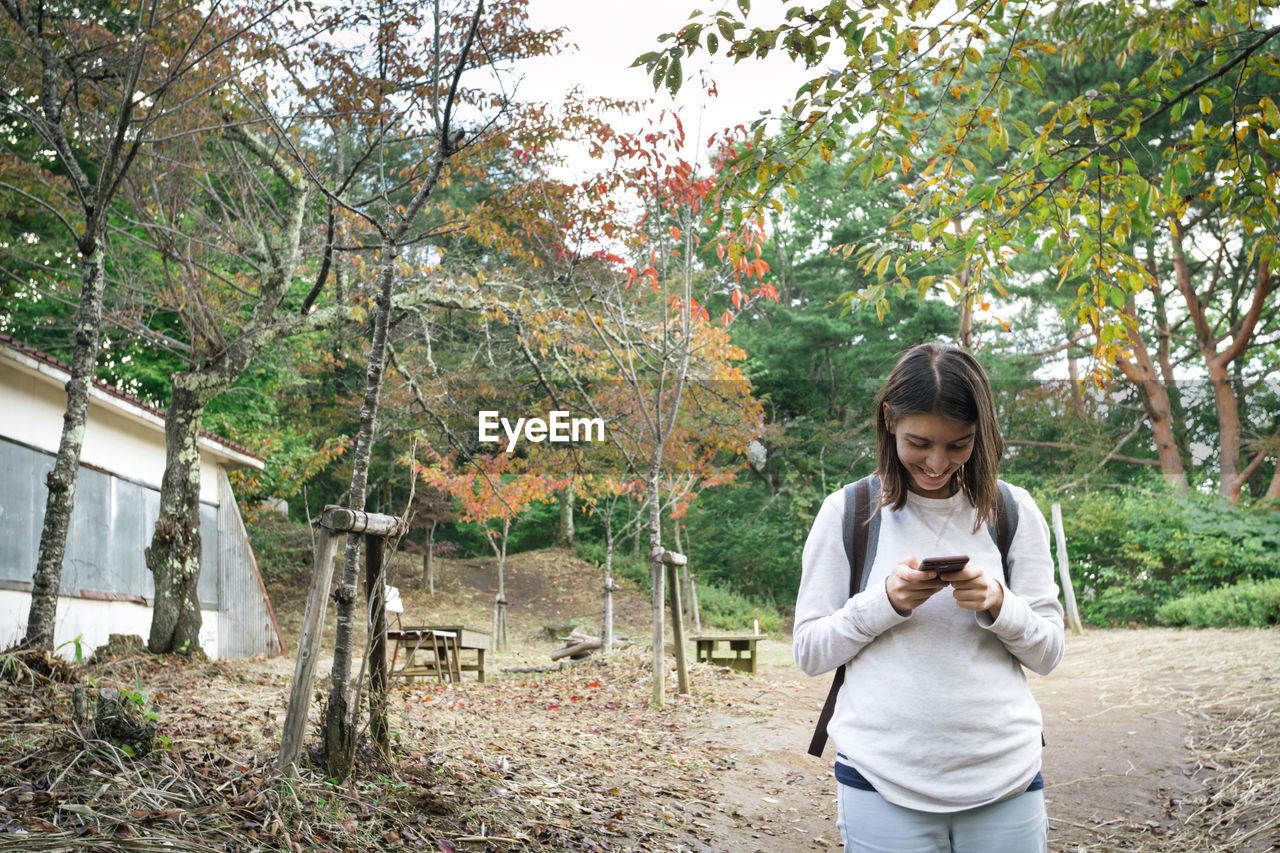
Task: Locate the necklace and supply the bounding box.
[923,496,964,550]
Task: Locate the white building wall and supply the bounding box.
[0,355,221,503]
[0,589,220,660]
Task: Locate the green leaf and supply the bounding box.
[1263,98,1280,128]
[665,57,683,95]
[1173,161,1190,190]
[737,0,750,15]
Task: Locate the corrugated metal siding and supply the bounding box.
[216,470,284,657]
[0,437,45,585]
[0,435,280,658]
[1,437,219,603]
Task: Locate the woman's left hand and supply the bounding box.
[941,562,1004,619]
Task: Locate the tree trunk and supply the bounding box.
[1115,320,1188,492]
[364,534,389,759]
[1066,350,1086,420]
[325,248,398,781]
[491,520,510,651]
[602,524,615,653]
[422,518,437,592]
[1207,360,1246,503]
[146,382,209,656]
[23,240,107,649]
[1169,233,1273,503]
[647,452,665,707]
[557,483,575,545]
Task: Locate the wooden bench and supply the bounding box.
[393,624,491,683]
[387,629,461,683]
[690,633,767,675]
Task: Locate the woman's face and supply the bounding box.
[886,410,976,498]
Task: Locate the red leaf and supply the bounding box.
[438,840,459,852]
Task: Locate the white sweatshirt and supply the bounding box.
[793,482,1065,812]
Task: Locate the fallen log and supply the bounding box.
[550,637,602,661]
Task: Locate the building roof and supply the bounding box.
[0,332,264,470]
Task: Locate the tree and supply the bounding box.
[1,0,286,649]
[647,0,1279,501]
[416,448,562,649]
[520,110,777,705]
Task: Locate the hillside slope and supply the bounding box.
[263,541,657,662]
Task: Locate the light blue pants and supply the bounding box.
[837,785,1048,853]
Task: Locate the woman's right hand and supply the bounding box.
[885,556,947,616]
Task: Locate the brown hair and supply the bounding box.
[874,343,1004,529]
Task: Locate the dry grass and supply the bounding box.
[1040,628,1280,852]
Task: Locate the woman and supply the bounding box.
[794,343,1064,852]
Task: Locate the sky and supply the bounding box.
[517,0,814,173]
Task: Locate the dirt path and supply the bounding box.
[689,628,1279,853]
[12,544,1272,852]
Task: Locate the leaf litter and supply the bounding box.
[0,640,771,852]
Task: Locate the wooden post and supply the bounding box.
[423,518,437,594]
[663,550,689,695]
[689,575,701,633]
[277,507,405,773]
[1051,503,1084,635]
[364,533,389,758]
[320,505,405,537]
[277,526,340,772]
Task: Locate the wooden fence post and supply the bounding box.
[277,506,404,773]
[364,533,389,758]
[663,550,689,695]
[1051,503,1084,635]
[277,526,340,773]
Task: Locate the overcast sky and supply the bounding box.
[518,1,813,173]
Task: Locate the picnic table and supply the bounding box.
[388,624,491,683]
[689,633,767,675]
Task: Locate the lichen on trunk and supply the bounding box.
[146,384,209,656]
[24,241,107,649]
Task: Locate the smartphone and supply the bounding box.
[920,555,969,577]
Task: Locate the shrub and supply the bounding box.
[1155,579,1280,628]
[573,540,648,587]
[573,540,783,634]
[1051,488,1280,626]
[245,512,316,577]
[693,581,784,634]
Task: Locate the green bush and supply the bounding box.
[693,581,784,634]
[1155,579,1280,628]
[683,484,807,602]
[1051,488,1280,626]
[572,540,783,634]
[573,540,648,587]
[246,512,316,577]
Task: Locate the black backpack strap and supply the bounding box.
[808,476,879,758]
[987,481,1020,586]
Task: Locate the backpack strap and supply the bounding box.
[808,475,879,758]
[988,481,1019,585]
